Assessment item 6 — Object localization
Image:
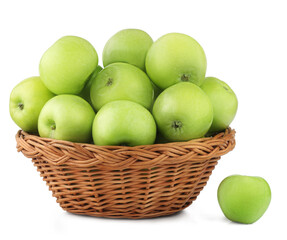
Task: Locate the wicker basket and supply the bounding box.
[16,128,235,219]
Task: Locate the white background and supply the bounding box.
[1,0,286,239]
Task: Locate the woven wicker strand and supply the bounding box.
[16,128,235,219]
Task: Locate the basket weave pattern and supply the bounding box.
[16,128,235,219]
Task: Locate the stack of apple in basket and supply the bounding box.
[10,29,237,219]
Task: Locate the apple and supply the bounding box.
[145,33,207,90]
[102,29,153,71]
[218,175,271,224]
[152,82,213,141]
[79,65,103,106]
[39,36,98,94]
[38,95,95,143]
[90,62,154,111]
[201,77,238,134]
[9,76,55,133]
[92,100,156,146]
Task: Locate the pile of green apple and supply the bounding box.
[10,29,272,224]
[9,29,238,146]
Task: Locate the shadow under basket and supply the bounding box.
[16,128,235,219]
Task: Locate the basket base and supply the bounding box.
[65,206,187,220]
[61,196,193,219]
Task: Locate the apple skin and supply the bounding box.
[9,76,55,133]
[92,100,156,146]
[90,62,154,111]
[146,33,207,90]
[201,77,238,134]
[152,82,213,141]
[39,36,98,94]
[102,29,153,71]
[79,65,103,106]
[218,175,271,224]
[38,95,95,143]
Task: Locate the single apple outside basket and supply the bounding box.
[16,128,235,219]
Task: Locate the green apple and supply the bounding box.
[102,29,153,71]
[90,62,154,111]
[201,77,238,134]
[39,36,98,94]
[146,33,207,90]
[218,175,271,224]
[9,76,55,133]
[92,100,156,146]
[38,95,95,143]
[152,82,213,141]
[79,65,103,106]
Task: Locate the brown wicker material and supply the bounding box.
[16,128,235,219]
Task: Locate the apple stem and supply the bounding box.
[181,74,190,82]
[171,120,183,129]
[106,78,113,86]
[50,124,56,130]
[18,103,24,110]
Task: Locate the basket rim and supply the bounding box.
[16,128,235,168]
[16,127,235,150]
